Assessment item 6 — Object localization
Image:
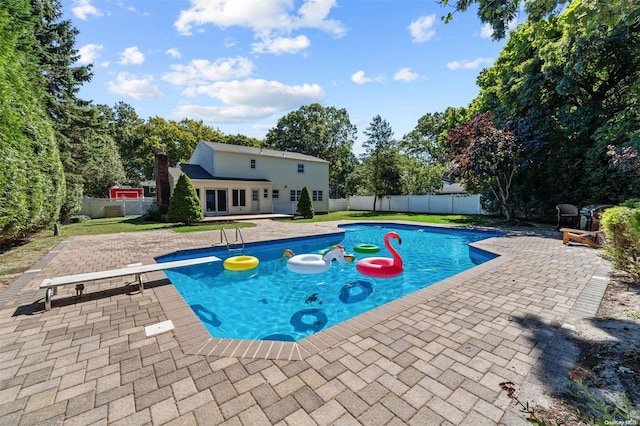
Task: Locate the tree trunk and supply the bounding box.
[373,194,377,212]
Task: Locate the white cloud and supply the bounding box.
[351,70,383,85]
[446,57,494,70]
[72,0,102,20]
[252,35,311,55]
[119,47,145,65]
[171,78,325,123]
[174,0,345,56]
[165,48,182,58]
[107,72,163,99]
[394,67,418,81]
[175,0,345,36]
[192,79,325,109]
[171,105,278,123]
[408,14,436,43]
[162,57,254,86]
[480,23,494,39]
[77,44,104,64]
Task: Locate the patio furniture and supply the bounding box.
[556,204,579,229]
[559,227,604,248]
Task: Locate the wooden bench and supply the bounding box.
[559,228,604,248]
[40,255,221,310]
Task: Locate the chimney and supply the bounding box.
[154,151,170,211]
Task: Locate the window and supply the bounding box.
[290,190,301,201]
[250,159,256,169]
[272,190,279,199]
[297,163,304,173]
[263,189,268,199]
[232,189,246,207]
[252,190,259,202]
[312,190,323,201]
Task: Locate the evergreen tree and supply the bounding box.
[297,187,314,219]
[361,116,402,211]
[29,0,103,221]
[0,0,65,244]
[167,174,203,224]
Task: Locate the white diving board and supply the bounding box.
[40,255,221,310]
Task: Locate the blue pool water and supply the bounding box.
[157,223,500,342]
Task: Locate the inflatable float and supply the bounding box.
[354,243,380,254]
[281,245,351,274]
[223,255,259,271]
[356,231,404,278]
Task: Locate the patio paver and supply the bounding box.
[0,219,610,424]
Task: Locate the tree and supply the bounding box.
[264,104,358,198]
[105,102,146,185]
[446,112,540,221]
[297,187,314,219]
[29,0,98,221]
[167,174,203,225]
[0,0,65,244]
[439,0,638,40]
[137,117,225,179]
[361,116,403,211]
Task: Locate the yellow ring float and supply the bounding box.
[224,255,259,271]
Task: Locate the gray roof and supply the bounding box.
[178,164,270,183]
[201,141,329,163]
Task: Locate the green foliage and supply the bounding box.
[297,187,314,219]
[0,0,65,244]
[600,206,640,281]
[264,103,358,198]
[468,3,640,220]
[446,112,540,221]
[136,116,226,179]
[360,115,403,210]
[167,174,204,225]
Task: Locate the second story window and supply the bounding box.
[297,163,304,173]
[250,159,256,169]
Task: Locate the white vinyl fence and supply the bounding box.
[79,197,156,218]
[329,194,486,215]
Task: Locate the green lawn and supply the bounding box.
[293,210,495,226]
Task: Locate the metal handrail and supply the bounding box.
[220,227,245,252]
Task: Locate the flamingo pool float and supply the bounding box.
[356,231,404,278]
[282,245,350,274]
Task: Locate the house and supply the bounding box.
[168,141,330,216]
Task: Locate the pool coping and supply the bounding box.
[154,230,510,361]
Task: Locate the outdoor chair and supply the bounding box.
[556,204,579,229]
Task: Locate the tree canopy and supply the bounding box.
[264,103,358,198]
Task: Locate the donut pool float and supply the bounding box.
[354,244,380,254]
[223,255,259,271]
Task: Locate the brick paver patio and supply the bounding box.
[0,220,610,425]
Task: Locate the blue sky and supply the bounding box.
[62,0,512,153]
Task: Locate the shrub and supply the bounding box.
[167,174,203,225]
[297,186,314,219]
[600,205,640,281]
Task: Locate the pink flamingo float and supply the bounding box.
[356,231,404,278]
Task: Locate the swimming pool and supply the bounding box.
[157,223,500,342]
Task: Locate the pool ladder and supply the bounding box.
[220,227,245,253]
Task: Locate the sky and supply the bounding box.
[61,0,513,153]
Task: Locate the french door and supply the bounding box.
[205,189,228,214]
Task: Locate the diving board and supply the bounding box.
[40,255,221,310]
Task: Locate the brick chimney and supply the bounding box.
[154,151,170,211]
